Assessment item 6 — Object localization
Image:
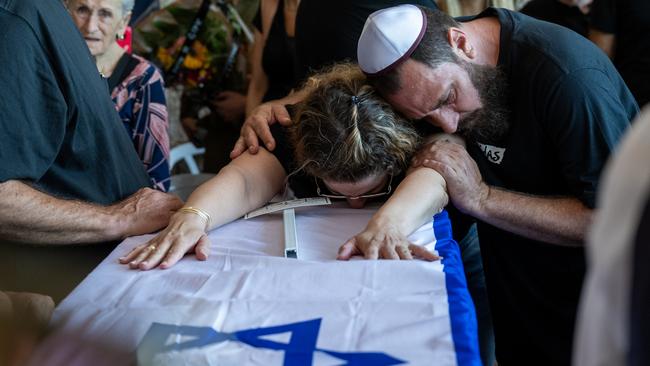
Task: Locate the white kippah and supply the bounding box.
[357,4,427,75]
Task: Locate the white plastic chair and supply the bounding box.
[168,142,215,201]
[169,142,206,174]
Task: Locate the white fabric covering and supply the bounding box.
[28,205,478,366]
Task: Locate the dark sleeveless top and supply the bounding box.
[253,0,301,102]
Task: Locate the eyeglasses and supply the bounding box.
[314,174,393,200]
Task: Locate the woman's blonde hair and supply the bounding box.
[290,63,420,182]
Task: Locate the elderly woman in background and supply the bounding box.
[66,0,171,191]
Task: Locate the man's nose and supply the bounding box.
[425,109,459,134]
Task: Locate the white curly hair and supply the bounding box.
[121,0,134,14]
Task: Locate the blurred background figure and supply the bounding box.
[247,0,301,109]
[130,0,161,25]
[520,0,591,37]
[183,0,298,173]
[181,0,302,173]
[296,0,438,79]
[67,0,171,191]
[573,106,650,366]
[147,0,253,173]
[437,0,517,17]
[589,0,650,108]
[0,291,54,366]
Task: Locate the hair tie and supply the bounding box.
[351,95,360,106]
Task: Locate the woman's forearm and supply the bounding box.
[369,167,448,236]
[183,149,286,231]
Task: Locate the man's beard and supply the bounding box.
[456,61,511,145]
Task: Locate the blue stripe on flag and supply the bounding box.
[433,210,481,366]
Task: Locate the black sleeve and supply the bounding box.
[544,68,632,208]
[269,123,293,174]
[0,14,67,183]
[589,0,616,34]
[269,123,318,198]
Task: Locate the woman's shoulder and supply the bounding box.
[125,53,165,88]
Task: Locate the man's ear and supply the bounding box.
[446,27,476,61]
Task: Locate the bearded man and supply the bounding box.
[235,4,639,365]
[356,5,638,366]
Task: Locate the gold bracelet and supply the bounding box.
[179,206,212,230]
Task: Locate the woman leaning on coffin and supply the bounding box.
[119,63,451,270]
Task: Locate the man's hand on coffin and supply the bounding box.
[337,220,440,261]
[118,211,211,270]
[110,188,184,238]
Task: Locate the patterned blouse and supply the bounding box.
[111,54,170,191]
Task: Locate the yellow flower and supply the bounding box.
[156,47,173,69]
[183,55,203,70]
[192,41,208,58]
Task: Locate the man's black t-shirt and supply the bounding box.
[590,0,650,108]
[0,0,150,205]
[464,8,638,366]
[0,0,151,302]
[295,0,438,81]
